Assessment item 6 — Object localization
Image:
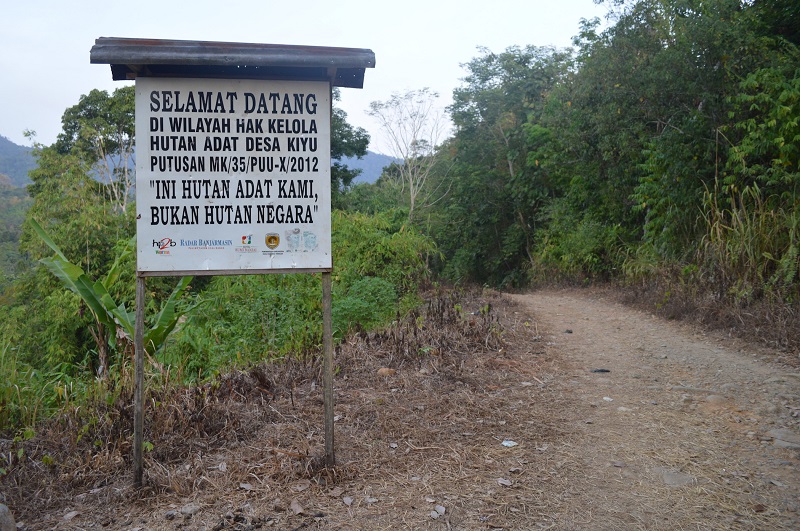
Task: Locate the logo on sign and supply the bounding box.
[265,233,280,249]
[153,238,176,250]
[153,238,175,255]
[236,234,257,254]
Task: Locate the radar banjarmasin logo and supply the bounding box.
[179,238,233,250]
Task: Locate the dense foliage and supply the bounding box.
[2,0,799,434]
[354,0,798,303]
[0,184,31,291]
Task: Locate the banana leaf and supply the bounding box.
[32,218,199,357]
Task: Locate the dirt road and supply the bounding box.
[9,289,800,529]
[510,290,800,529]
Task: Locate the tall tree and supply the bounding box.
[55,87,136,214]
[20,88,136,275]
[368,88,449,224]
[543,0,771,260]
[441,46,571,285]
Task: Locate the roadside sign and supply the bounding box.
[135,77,331,274]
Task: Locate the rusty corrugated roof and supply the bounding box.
[90,37,375,88]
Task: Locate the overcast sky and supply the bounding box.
[1,0,608,152]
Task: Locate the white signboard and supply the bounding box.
[135,77,331,274]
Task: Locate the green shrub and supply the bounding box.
[332,277,397,336]
[531,198,623,282]
[332,209,437,295]
[166,210,436,379]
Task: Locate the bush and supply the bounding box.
[332,209,437,295]
[531,199,623,282]
[165,210,436,380]
[332,277,397,336]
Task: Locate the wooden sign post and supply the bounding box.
[91,38,374,486]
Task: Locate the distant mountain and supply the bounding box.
[341,151,398,184]
[0,136,35,187]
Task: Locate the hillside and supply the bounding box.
[341,151,397,184]
[0,136,35,187]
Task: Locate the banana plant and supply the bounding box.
[30,218,198,378]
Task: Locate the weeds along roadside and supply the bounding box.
[617,184,800,356]
[0,209,442,498]
[0,286,503,519]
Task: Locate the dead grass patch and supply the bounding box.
[1,288,577,529]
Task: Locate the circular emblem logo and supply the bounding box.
[265,233,280,249]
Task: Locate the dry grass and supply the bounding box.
[2,287,797,529]
[617,273,800,366]
[1,288,569,529]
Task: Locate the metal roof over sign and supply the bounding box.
[90,37,376,88]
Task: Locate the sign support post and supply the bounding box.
[322,271,334,465]
[133,274,146,488]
